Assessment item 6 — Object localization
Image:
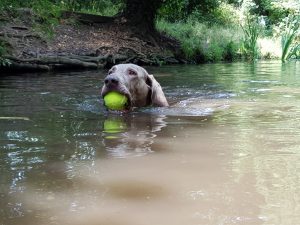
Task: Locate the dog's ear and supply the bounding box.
[146,74,169,107]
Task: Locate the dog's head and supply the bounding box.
[101,64,168,110]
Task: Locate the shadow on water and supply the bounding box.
[1,61,300,225]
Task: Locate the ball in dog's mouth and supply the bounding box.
[103,91,129,111]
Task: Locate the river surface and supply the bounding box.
[1,61,300,225]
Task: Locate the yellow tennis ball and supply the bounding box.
[103,92,128,110]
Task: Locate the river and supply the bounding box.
[1,61,300,225]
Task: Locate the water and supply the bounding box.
[1,61,300,225]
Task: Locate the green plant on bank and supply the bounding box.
[240,14,261,61]
[278,14,300,62]
[0,40,11,67]
[291,45,300,59]
[0,0,123,38]
[60,0,123,16]
[0,57,11,67]
[0,0,62,39]
[32,1,62,39]
[156,19,242,63]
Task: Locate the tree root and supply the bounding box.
[1,47,180,73]
[3,55,101,72]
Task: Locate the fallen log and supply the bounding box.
[40,56,99,69]
[0,32,41,39]
[5,62,50,72]
[6,55,99,69]
[61,11,114,24]
[67,54,110,63]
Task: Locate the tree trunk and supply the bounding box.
[123,0,163,35]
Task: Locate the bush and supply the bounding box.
[213,2,240,25]
[156,19,243,62]
[158,0,221,23]
[60,0,124,16]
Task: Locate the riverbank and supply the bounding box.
[1,7,296,73]
[0,9,182,72]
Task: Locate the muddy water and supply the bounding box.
[1,61,300,225]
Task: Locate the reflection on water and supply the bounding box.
[102,114,167,158]
[1,61,300,225]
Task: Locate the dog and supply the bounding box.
[101,64,169,110]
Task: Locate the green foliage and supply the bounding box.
[287,44,300,60]
[294,45,300,59]
[240,14,261,60]
[253,0,300,25]
[157,19,242,62]
[213,2,240,25]
[158,0,186,22]
[157,1,243,63]
[158,0,243,26]
[158,0,221,22]
[60,0,124,16]
[1,0,299,63]
[0,0,123,22]
[0,0,61,38]
[0,39,11,67]
[0,0,123,39]
[0,0,26,10]
[277,14,300,62]
[32,1,61,38]
[0,57,11,67]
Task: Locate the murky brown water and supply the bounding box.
[1,61,300,225]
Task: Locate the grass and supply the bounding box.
[280,15,300,62]
[0,0,122,17]
[62,0,123,16]
[156,19,243,63]
[240,15,261,61]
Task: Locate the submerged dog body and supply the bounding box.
[101,64,168,110]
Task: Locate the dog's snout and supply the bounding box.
[104,77,119,86]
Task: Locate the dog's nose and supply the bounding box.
[104,77,119,86]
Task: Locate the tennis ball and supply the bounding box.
[103,92,128,110]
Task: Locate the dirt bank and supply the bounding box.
[0,9,182,72]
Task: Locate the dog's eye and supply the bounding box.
[128,69,137,76]
[108,67,116,75]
